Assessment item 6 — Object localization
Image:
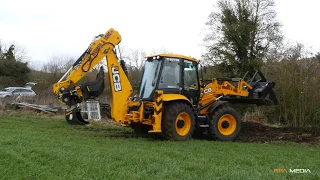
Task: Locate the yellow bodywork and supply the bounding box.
[53,28,133,124]
[53,27,261,137]
[53,28,123,94]
[145,54,198,63]
[199,79,253,115]
[162,94,191,104]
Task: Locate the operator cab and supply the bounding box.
[138,54,200,105]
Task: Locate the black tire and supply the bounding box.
[208,106,241,141]
[162,102,195,141]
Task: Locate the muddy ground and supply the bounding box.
[90,120,320,146]
[4,107,319,145]
[235,121,320,146]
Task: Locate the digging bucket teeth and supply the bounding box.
[65,107,89,125]
[221,69,279,105]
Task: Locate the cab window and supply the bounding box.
[184,60,198,90]
[158,58,181,89]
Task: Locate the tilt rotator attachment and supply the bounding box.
[218,69,278,105]
[61,66,105,125]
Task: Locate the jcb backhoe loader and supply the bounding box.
[53,28,278,141]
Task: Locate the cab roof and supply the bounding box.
[145,53,199,63]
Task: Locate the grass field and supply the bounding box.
[0,111,319,180]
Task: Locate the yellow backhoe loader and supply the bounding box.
[53,28,278,141]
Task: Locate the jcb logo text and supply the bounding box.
[112,66,122,92]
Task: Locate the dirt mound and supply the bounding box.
[236,121,320,145]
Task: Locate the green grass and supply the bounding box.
[0,111,319,180]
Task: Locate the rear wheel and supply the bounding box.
[208,106,241,141]
[162,102,195,140]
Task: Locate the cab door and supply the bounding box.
[182,60,200,105]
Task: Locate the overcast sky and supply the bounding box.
[1,0,319,68]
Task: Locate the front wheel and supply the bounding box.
[162,102,195,141]
[208,106,241,141]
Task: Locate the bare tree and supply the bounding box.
[0,40,31,86]
[126,49,146,71]
[42,54,75,74]
[262,43,320,126]
[0,40,31,63]
[150,48,173,55]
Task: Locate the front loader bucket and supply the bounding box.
[220,69,279,105]
[65,107,89,125]
[248,81,278,105]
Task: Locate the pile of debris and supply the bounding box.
[235,121,320,145]
[10,102,65,114]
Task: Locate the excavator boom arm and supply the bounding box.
[53,28,121,93]
[53,28,133,123]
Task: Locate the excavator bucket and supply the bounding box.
[62,67,105,126]
[65,107,89,125]
[220,69,279,105]
[80,66,105,100]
